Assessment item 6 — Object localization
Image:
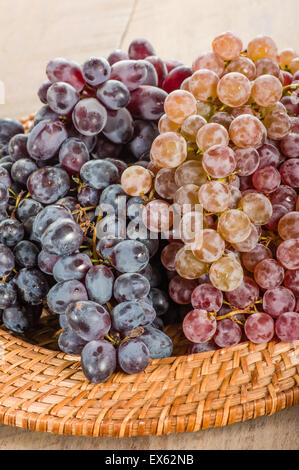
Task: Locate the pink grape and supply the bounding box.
[180,115,207,142]
[198,180,231,213]
[232,224,260,252]
[192,52,225,77]
[188,340,218,354]
[168,275,198,305]
[161,241,184,271]
[280,133,299,158]
[196,123,229,152]
[142,199,173,233]
[252,165,281,194]
[257,143,280,169]
[174,160,207,187]
[279,159,299,188]
[209,255,243,292]
[265,204,289,231]
[209,111,234,130]
[275,312,299,342]
[217,72,251,107]
[229,114,265,148]
[225,56,256,80]
[278,212,299,240]
[244,312,275,344]
[254,259,284,290]
[255,58,280,78]
[247,36,278,62]
[269,185,297,211]
[189,69,219,101]
[264,109,291,140]
[218,209,252,244]
[226,276,259,309]
[234,147,260,176]
[276,238,299,270]
[154,168,178,199]
[214,319,242,348]
[151,132,187,168]
[283,269,299,296]
[241,244,273,273]
[164,90,197,124]
[263,286,295,319]
[192,229,225,263]
[183,309,217,343]
[251,75,282,107]
[202,145,236,178]
[191,283,223,312]
[241,192,273,225]
[158,114,180,134]
[212,32,243,60]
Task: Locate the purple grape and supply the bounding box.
[127,86,167,120]
[59,137,89,175]
[99,184,127,213]
[58,328,87,354]
[92,134,122,159]
[96,236,121,258]
[38,249,60,275]
[27,120,68,161]
[8,134,30,162]
[139,60,158,86]
[82,57,111,86]
[41,218,84,256]
[96,79,130,110]
[148,288,169,316]
[110,300,155,332]
[38,80,52,104]
[77,185,101,207]
[80,159,118,189]
[111,240,149,273]
[47,82,80,115]
[14,268,49,305]
[110,60,148,91]
[162,65,192,93]
[127,120,158,160]
[128,39,155,60]
[3,305,30,333]
[81,339,117,383]
[0,118,24,146]
[27,167,70,204]
[33,106,60,126]
[85,264,114,304]
[13,241,39,268]
[257,143,280,168]
[102,108,134,144]
[139,325,173,359]
[47,279,88,314]
[113,273,150,302]
[0,166,12,188]
[0,282,17,309]
[53,252,92,282]
[11,158,38,186]
[107,49,129,66]
[66,300,111,341]
[0,244,15,277]
[72,98,107,136]
[0,218,24,246]
[31,204,73,242]
[145,56,168,88]
[46,58,85,92]
[0,184,8,208]
[118,338,149,374]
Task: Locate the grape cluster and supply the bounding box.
[0,35,298,384]
[120,33,299,351]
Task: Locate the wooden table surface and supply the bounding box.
[0,0,298,450]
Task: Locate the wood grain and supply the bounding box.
[0,0,298,450]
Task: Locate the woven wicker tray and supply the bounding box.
[0,115,298,438]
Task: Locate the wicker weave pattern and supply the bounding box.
[0,115,297,437]
[0,325,298,437]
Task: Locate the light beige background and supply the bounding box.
[0,0,298,450]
